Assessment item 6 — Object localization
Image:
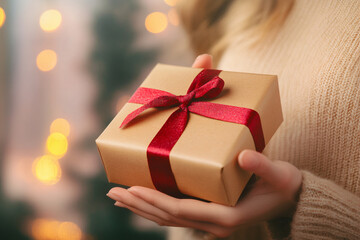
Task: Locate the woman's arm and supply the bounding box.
[268,170,360,240]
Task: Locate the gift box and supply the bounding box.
[96,64,283,206]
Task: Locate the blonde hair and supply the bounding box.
[177,0,295,64]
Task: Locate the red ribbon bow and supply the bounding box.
[120,69,265,198]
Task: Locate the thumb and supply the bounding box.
[238,150,287,189]
[192,54,213,69]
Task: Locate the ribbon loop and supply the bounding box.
[192,76,224,99]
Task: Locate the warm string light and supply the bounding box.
[50,118,71,137]
[31,219,82,240]
[0,7,5,28]
[37,9,62,71]
[31,8,82,240]
[35,10,64,181]
[39,9,62,32]
[33,119,70,184]
[145,3,180,33]
[32,155,61,185]
[145,12,168,33]
[47,133,68,156]
[36,49,57,72]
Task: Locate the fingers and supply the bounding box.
[238,150,299,191]
[114,200,228,236]
[127,186,238,227]
[114,201,177,227]
[107,187,171,220]
[108,188,235,237]
[192,54,213,69]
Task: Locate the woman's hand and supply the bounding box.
[107,54,303,238]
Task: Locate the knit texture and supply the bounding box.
[292,171,360,239]
[170,0,360,239]
[221,0,360,239]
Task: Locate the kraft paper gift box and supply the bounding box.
[96,64,283,206]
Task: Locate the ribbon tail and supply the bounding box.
[189,102,265,152]
[120,104,153,128]
[120,95,180,128]
[147,108,189,198]
[129,87,175,104]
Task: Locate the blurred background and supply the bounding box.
[0,0,192,239]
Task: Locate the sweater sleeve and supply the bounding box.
[267,170,360,240]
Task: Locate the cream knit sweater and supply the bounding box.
[169,0,360,239]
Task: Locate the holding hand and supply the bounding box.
[107,55,302,238]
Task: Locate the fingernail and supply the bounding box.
[196,53,211,61]
[106,191,119,201]
[194,55,202,64]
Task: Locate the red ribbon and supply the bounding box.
[120,69,265,198]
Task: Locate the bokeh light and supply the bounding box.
[46,132,68,156]
[36,49,57,72]
[168,8,179,26]
[145,12,168,34]
[58,222,82,240]
[50,118,70,137]
[32,155,61,185]
[31,219,61,240]
[31,219,82,240]
[164,0,178,7]
[0,7,5,28]
[39,9,62,32]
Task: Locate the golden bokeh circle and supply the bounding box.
[32,156,61,185]
[50,118,70,137]
[32,219,61,240]
[46,132,68,156]
[39,9,62,32]
[145,12,168,34]
[57,222,82,240]
[0,7,6,28]
[36,49,57,72]
[31,219,82,240]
